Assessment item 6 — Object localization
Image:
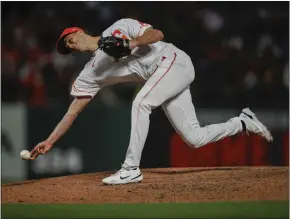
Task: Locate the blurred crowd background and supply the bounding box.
[2,1,289,108]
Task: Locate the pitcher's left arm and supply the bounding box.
[129,28,164,49]
[109,18,164,49]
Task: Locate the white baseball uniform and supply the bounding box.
[71,18,243,167]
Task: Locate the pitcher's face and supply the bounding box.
[64,31,90,52]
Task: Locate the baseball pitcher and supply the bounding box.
[30,18,273,185]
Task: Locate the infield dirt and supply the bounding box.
[2,167,288,204]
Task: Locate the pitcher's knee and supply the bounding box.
[132,98,152,114]
[188,138,205,148]
[183,129,206,148]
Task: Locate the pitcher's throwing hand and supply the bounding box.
[30,141,53,160]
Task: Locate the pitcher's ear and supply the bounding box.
[66,41,74,49]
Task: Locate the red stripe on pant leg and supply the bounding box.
[151,56,167,75]
[135,53,177,128]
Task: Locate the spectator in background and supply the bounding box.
[19,60,47,107]
[2,54,23,102]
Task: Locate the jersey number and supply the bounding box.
[112,29,128,39]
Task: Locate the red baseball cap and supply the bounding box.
[56,27,84,54]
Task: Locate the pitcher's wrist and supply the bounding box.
[129,39,139,50]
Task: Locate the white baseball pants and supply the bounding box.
[124,45,243,167]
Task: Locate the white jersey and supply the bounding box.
[71,18,170,97]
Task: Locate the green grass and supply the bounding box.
[2,201,289,218]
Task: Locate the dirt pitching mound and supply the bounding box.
[2,167,288,204]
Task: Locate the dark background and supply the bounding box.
[1,1,289,181]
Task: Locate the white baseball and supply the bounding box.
[20,150,31,160]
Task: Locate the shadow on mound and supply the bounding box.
[2,166,288,204]
[3,180,42,187]
[145,167,243,175]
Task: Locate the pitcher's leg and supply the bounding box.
[188,117,242,148]
[162,88,243,148]
[124,53,194,167]
[124,92,151,167]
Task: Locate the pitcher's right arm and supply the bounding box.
[30,96,92,160]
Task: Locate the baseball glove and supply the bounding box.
[98,36,131,62]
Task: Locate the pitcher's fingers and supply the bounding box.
[37,147,44,153]
[30,149,38,158]
[30,152,39,160]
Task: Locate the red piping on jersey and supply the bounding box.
[135,52,177,126]
[137,21,150,36]
[72,83,96,95]
[137,26,143,37]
